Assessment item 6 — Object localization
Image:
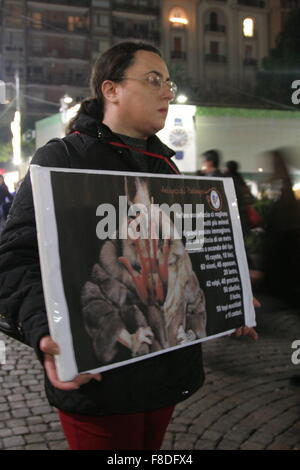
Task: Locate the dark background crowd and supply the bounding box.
[199,148,300,311]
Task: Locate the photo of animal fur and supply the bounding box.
[81,177,207,367]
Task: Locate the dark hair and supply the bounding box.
[202,149,220,169]
[226,160,239,174]
[67,41,162,133]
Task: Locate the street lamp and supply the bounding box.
[60,94,73,124]
[10,73,22,167]
[11,109,21,165]
[61,94,73,106]
[176,94,188,104]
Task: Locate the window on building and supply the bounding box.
[33,66,43,75]
[65,39,86,59]
[68,16,85,32]
[32,12,42,29]
[95,14,109,28]
[68,68,86,84]
[4,31,24,52]
[5,62,24,78]
[5,61,13,74]
[5,5,23,27]
[210,41,219,56]
[171,36,186,59]
[205,10,226,33]
[245,44,253,58]
[94,38,110,54]
[94,0,110,6]
[243,18,254,37]
[32,37,44,53]
[210,12,218,30]
[174,37,182,53]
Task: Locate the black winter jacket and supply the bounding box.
[0,114,205,416]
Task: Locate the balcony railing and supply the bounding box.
[205,54,227,63]
[205,24,226,33]
[280,0,300,7]
[112,1,159,16]
[3,45,24,53]
[27,75,88,87]
[28,49,90,61]
[171,51,187,60]
[4,18,24,28]
[29,20,89,35]
[112,27,160,43]
[237,0,266,7]
[243,58,257,66]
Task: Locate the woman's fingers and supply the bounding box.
[231,326,258,340]
[40,335,60,355]
[41,335,102,390]
[253,297,261,308]
[43,353,80,390]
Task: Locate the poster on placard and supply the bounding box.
[31,166,256,381]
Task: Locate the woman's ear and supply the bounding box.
[101,80,119,104]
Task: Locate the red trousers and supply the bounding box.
[58,406,174,450]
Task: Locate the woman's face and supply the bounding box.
[106,50,174,139]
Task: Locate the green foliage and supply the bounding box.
[256,8,300,107]
[0,139,35,163]
[167,62,186,85]
[0,141,13,162]
[244,228,265,254]
[22,140,35,158]
[252,198,273,222]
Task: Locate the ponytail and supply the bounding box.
[66,98,103,134]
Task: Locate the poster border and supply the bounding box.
[31,165,256,381]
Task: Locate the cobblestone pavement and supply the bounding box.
[0,295,300,450]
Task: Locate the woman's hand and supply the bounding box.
[39,336,102,391]
[253,297,261,308]
[231,297,260,339]
[231,326,258,340]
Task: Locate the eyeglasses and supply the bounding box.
[117,73,178,98]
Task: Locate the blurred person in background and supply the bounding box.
[200,149,222,177]
[262,148,300,306]
[263,148,300,388]
[224,160,256,237]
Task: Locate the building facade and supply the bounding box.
[0,0,296,123]
[162,0,269,104]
